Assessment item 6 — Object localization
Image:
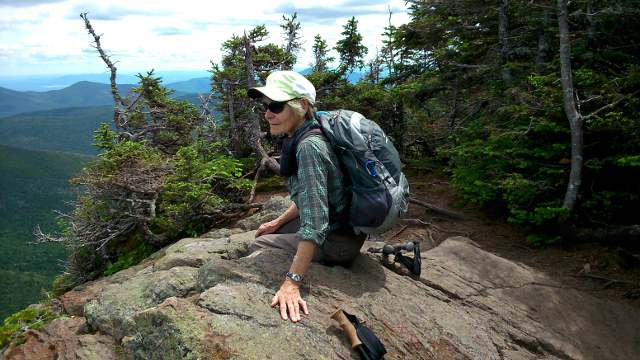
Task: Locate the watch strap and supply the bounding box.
[286,272,303,282]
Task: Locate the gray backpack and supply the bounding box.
[315,110,410,235]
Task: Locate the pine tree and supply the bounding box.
[310,35,334,73]
[335,16,368,75]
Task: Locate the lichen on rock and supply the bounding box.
[6,231,640,360]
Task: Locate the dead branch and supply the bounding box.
[409,228,436,250]
[582,89,640,121]
[224,203,264,211]
[573,274,640,289]
[248,157,268,204]
[409,197,482,222]
[425,228,436,249]
[408,229,427,243]
[448,61,491,69]
[80,13,127,137]
[401,218,472,237]
[387,225,409,241]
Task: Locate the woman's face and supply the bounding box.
[263,98,306,136]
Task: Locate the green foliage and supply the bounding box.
[45,73,255,287]
[91,122,117,151]
[0,307,65,348]
[158,146,253,233]
[335,17,369,74]
[103,240,156,276]
[390,0,640,235]
[526,233,562,248]
[127,71,202,155]
[255,174,287,192]
[310,35,334,73]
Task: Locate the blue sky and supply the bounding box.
[0,0,410,76]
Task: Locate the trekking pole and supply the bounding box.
[367,241,421,276]
[330,308,371,360]
[367,241,414,255]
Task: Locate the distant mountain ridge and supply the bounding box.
[0,78,211,118]
[0,82,125,118]
[0,70,211,92]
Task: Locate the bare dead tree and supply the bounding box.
[242,30,283,191]
[80,13,127,138]
[281,13,303,70]
[34,15,262,288]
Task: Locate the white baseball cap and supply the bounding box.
[248,71,316,105]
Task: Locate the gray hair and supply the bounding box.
[287,98,316,121]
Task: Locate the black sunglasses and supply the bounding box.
[260,100,287,114]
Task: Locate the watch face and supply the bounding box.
[287,273,302,282]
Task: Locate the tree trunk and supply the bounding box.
[498,0,513,83]
[448,71,460,149]
[536,9,553,71]
[557,0,584,225]
[244,31,257,89]
[243,31,281,175]
[80,13,127,139]
[226,84,243,155]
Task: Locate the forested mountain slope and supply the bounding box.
[0,143,94,320]
[0,106,114,155]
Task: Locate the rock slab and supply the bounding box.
[5,234,640,360]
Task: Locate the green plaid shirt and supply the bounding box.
[287,119,348,246]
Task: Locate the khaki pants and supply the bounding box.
[249,218,367,266]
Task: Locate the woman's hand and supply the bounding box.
[255,218,281,237]
[270,279,308,322]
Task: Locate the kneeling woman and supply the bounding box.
[248,71,366,322]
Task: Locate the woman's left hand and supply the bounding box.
[271,279,308,322]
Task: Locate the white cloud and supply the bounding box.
[151,26,193,36]
[270,0,406,24]
[0,10,51,31]
[0,0,411,76]
[0,0,69,8]
[66,2,175,21]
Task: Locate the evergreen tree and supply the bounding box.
[391,0,640,243]
[335,16,369,75]
[35,73,253,289]
[34,16,255,289]
[310,34,334,73]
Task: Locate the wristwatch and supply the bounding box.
[286,272,303,282]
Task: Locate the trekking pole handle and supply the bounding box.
[331,308,362,348]
[382,241,414,255]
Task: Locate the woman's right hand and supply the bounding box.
[255,218,281,238]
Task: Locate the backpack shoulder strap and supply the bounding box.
[297,127,324,144]
[280,125,323,177]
